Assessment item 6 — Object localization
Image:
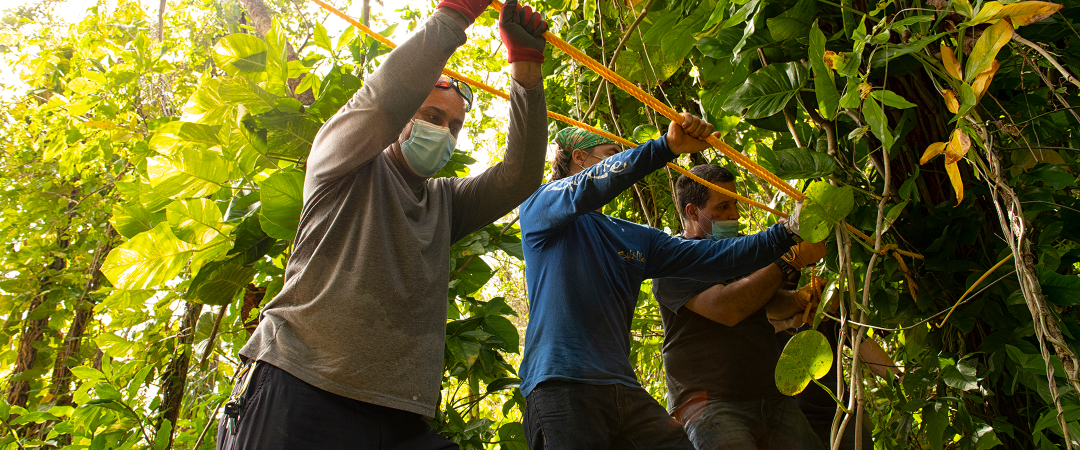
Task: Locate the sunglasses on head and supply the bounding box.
[434,76,473,112]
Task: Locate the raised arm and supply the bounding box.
[304,9,468,193]
[450,3,549,241]
[520,137,676,242]
[645,223,797,284]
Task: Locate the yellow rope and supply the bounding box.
[309,0,926,261]
[489,0,803,201]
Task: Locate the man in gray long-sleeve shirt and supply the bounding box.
[217,0,549,448]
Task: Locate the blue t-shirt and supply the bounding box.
[517,136,796,396]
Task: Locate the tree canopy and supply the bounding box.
[0,0,1077,449]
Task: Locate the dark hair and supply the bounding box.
[675,164,735,220]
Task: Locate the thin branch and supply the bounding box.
[1012,34,1080,87]
[583,0,656,118]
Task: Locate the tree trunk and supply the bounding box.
[237,0,315,105]
[156,301,204,448]
[5,188,76,408]
[50,225,117,404]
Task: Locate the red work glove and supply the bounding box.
[437,0,493,27]
[499,0,549,63]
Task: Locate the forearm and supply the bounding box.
[510,61,542,89]
[451,78,547,240]
[687,264,784,326]
[649,223,796,282]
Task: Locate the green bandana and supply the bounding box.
[554,127,617,155]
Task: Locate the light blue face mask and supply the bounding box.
[401,119,456,177]
[706,219,742,240]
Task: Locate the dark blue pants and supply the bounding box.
[523,381,693,449]
[216,362,456,449]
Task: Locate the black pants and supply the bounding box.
[523,381,693,449]
[216,362,456,449]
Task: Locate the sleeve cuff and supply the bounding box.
[430,10,469,47]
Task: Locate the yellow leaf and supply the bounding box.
[940,44,963,80]
[945,128,971,164]
[920,142,947,164]
[983,1,1063,26]
[972,60,1001,100]
[84,120,117,129]
[969,1,1004,24]
[965,18,1014,83]
[859,82,873,99]
[945,161,965,205]
[942,89,960,113]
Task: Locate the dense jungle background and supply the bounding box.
[0,0,1077,448]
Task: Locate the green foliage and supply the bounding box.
[775,330,833,396]
[0,0,1077,449]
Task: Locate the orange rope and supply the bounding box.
[309,0,925,260]
[488,0,804,201]
[309,0,780,216]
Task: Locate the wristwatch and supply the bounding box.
[775,259,800,282]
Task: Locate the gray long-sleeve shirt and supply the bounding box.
[240,10,548,417]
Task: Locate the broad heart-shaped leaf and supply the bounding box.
[148,121,221,155]
[775,330,833,395]
[260,113,321,160]
[219,76,278,115]
[111,202,165,239]
[964,18,1014,84]
[767,0,819,41]
[762,147,839,179]
[212,34,267,76]
[941,359,979,390]
[259,169,304,241]
[808,20,839,119]
[102,222,194,290]
[723,62,809,119]
[185,259,257,305]
[147,147,236,200]
[631,124,660,143]
[798,181,854,243]
[166,198,225,245]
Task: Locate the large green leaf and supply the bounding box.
[775,330,833,395]
[808,20,839,119]
[102,223,194,290]
[798,181,854,243]
[259,169,304,241]
[228,215,277,266]
[111,202,165,239]
[166,198,225,245]
[481,315,520,353]
[261,113,320,159]
[862,98,894,151]
[723,62,809,119]
[212,34,267,76]
[148,121,222,155]
[183,78,232,124]
[761,147,839,179]
[265,20,290,96]
[767,0,819,41]
[147,147,236,199]
[186,260,257,305]
[219,76,278,115]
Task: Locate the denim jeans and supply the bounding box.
[681,397,823,449]
[523,381,693,449]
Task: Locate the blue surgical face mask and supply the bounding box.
[401,119,456,177]
[706,219,742,240]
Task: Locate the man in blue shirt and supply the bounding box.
[518,117,807,449]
